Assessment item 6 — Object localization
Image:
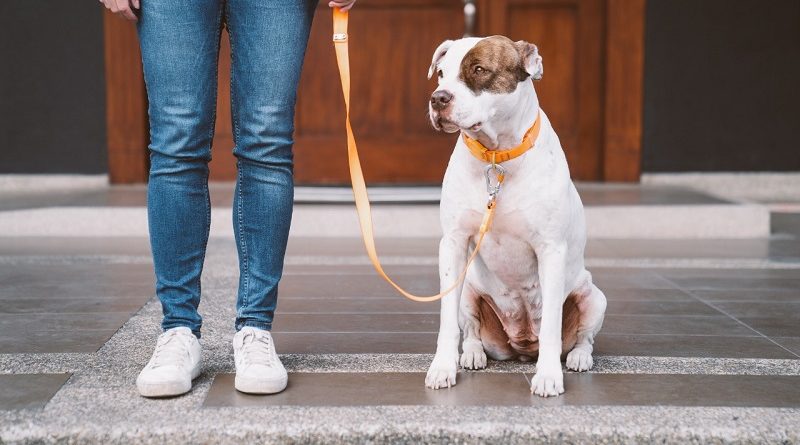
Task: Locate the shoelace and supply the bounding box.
[238,331,275,367]
[150,330,192,369]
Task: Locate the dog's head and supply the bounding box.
[427,36,543,135]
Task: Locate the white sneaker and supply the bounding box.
[136,327,202,397]
[233,327,288,394]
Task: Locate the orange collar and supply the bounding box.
[462,112,541,164]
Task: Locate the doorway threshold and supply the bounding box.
[294,186,441,204]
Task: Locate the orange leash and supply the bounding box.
[331,8,498,303]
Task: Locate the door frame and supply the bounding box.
[103,1,645,183]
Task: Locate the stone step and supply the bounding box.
[0,184,769,238]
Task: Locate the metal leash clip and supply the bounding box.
[332,33,348,42]
[484,163,506,199]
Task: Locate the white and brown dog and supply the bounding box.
[425,36,607,397]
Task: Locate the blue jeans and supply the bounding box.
[138,0,317,338]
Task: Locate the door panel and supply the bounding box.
[508,4,580,172]
[486,0,605,180]
[292,1,464,184]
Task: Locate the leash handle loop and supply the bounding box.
[331,9,494,303]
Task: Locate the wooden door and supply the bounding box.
[105,0,644,184]
[480,0,645,182]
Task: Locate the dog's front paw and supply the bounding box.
[425,353,458,389]
[459,341,487,370]
[531,364,564,397]
[566,346,594,372]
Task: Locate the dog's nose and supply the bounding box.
[430,90,453,111]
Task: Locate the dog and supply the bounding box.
[425,36,607,397]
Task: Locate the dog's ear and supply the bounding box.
[515,41,543,81]
[428,40,454,80]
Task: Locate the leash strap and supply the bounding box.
[332,8,496,303]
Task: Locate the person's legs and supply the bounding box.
[226,0,317,333]
[138,0,225,339]
[225,0,317,394]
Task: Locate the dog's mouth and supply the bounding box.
[431,113,482,134]
[430,113,459,133]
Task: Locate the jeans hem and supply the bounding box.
[236,321,272,332]
[163,324,201,339]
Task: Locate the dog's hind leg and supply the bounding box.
[565,273,606,372]
[459,286,488,370]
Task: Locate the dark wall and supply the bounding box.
[643,0,800,172]
[0,1,107,174]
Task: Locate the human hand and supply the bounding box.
[100,0,140,22]
[328,0,356,12]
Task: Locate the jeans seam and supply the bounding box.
[236,162,249,321]
[228,5,250,324]
[208,1,224,149]
[194,1,224,324]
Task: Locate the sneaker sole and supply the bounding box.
[234,374,288,395]
[137,362,201,398]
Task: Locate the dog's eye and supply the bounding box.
[474,66,486,74]
[437,69,443,79]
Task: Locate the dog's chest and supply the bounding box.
[476,230,539,287]
[469,204,548,352]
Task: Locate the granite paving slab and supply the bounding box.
[736,317,800,337]
[599,314,755,336]
[272,332,437,354]
[593,334,797,359]
[0,329,121,354]
[0,374,70,410]
[711,301,800,318]
[690,288,800,303]
[204,372,800,408]
[774,337,800,356]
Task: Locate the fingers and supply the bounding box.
[328,0,356,12]
[131,0,140,10]
[106,0,137,21]
[119,0,138,21]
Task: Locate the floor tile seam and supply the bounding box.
[588,259,800,269]
[660,276,800,360]
[0,310,140,316]
[269,296,710,302]
[0,312,144,317]
[0,328,128,332]
[272,298,786,304]
[268,332,763,337]
[270,312,762,318]
[235,354,800,375]
[270,331,440,334]
[692,300,800,304]
[0,256,153,265]
[280,255,800,264]
[273,311,439,315]
[597,333,763,338]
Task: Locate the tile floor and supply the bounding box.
[205,373,800,408]
[0,210,798,442]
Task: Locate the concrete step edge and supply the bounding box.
[0,203,770,238]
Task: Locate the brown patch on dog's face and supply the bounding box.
[458,36,530,95]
